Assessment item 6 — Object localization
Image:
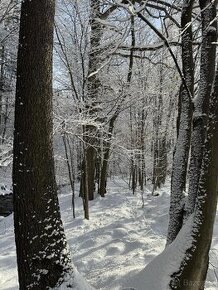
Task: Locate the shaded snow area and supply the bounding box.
[0,178,218,290]
[125,216,195,290]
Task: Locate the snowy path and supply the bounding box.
[0,179,218,289]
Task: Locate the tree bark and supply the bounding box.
[186,0,217,217]
[13,1,73,289]
[0,45,5,142]
[170,60,218,290]
[99,115,115,197]
[80,0,102,201]
[167,0,194,245]
[152,61,164,194]
[168,2,218,288]
[99,13,136,196]
[62,132,75,218]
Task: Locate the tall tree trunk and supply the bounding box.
[62,132,75,218]
[13,1,73,289]
[99,13,136,196]
[127,14,136,195]
[99,115,115,197]
[168,2,218,288]
[130,106,137,194]
[138,103,146,191]
[80,0,102,201]
[0,45,5,143]
[152,62,164,194]
[185,0,217,217]
[170,60,218,290]
[159,135,167,185]
[167,0,194,245]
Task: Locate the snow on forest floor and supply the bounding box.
[0,178,218,290]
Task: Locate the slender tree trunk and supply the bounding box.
[13,1,73,289]
[99,13,136,196]
[139,105,146,190]
[167,0,194,245]
[84,148,90,220]
[127,14,136,194]
[0,45,5,143]
[67,136,76,214]
[62,132,75,218]
[81,0,102,201]
[159,135,167,185]
[1,95,9,144]
[99,150,109,197]
[152,61,164,194]
[99,115,115,197]
[130,106,137,194]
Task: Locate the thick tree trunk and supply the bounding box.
[168,2,218,288]
[186,0,217,217]
[167,0,194,245]
[170,61,218,290]
[13,1,73,289]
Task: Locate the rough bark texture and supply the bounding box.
[167,0,194,245]
[168,2,218,288]
[13,1,72,289]
[80,0,102,202]
[170,61,218,290]
[186,0,217,217]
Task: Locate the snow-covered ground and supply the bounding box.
[0,178,218,290]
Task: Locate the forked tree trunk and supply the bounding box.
[170,61,218,290]
[13,1,73,289]
[167,0,194,245]
[167,1,218,288]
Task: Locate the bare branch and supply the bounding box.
[137,11,193,100]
